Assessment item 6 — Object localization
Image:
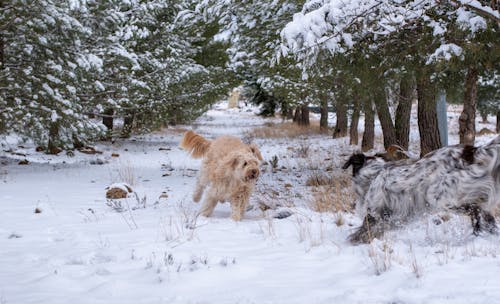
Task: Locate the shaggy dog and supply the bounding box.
[343,136,500,244]
[180,130,263,221]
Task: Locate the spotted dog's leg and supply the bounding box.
[481,210,497,234]
[348,209,391,244]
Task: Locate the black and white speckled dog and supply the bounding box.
[343,136,500,244]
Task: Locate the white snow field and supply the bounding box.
[1,103,499,304]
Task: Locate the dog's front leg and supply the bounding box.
[199,188,218,217]
[230,193,250,221]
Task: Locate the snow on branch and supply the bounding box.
[281,0,499,65]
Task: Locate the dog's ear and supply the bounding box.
[228,154,240,169]
[248,143,263,161]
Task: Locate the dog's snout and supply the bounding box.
[248,169,259,180]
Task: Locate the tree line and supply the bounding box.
[1,0,498,155]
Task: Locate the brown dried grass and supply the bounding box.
[246,121,326,139]
[307,173,355,213]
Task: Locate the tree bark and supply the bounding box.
[459,66,478,146]
[362,97,375,152]
[0,33,4,69]
[395,77,413,150]
[102,108,114,140]
[333,99,348,138]
[121,111,135,138]
[320,96,329,132]
[417,73,441,157]
[299,104,310,126]
[47,121,61,154]
[496,110,500,133]
[349,98,360,145]
[103,108,114,130]
[293,106,301,123]
[373,90,397,149]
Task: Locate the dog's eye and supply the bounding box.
[243,161,247,167]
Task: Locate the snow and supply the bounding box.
[1,102,499,303]
[426,43,463,64]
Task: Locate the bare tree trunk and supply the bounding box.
[417,73,441,157]
[395,77,413,150]
[480,112,488,123]
[459,66,478,146]
[299,104,310,126]
[497,110,500,133]
[121,111,135,138]
[293,106,301,123]
[333,99,348,138]
[103,108,114,130]
[373,90,397,149]
[349,98,360,145]
[0,33,4,69]
[47,121,61,154]
[320,96,329,132]
[102,108,114,140]
[362,97,375,152]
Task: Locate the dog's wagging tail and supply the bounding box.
[180,130,211,158]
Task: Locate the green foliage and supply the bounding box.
[0,0,235,148]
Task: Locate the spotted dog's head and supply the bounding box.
[342,153,371,176]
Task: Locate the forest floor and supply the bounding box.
[0,102,499,304]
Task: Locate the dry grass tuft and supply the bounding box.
[305,172,350,188]
[307,174,354,213]
[246,121,324,139]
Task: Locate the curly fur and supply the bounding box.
[180,130,263,221]
[344,136,500,244]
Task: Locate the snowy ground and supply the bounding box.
[1,103,499,304]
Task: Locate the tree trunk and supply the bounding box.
[496,110,500,133]
[362,97,375,152]
[102,108,114,140]
[320,96,329,132]
[103,108,114,130]
[349,98,360,145]
[417,73,441,157]
[121,111,135,138]
[480,112,488,123]
[333,99,348,138]
[72,133,85,149]
[459,66,478,146]
[373,90,397,149]
[47,121,61,154]
[299,104,310,126]
[293,106,301,123]
[395,77,413,150]
[0,33,4,69]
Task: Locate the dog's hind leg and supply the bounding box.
[481,210,497,234]
[199,188,218,217]
[193,171,209,203]
[458,204,495,236]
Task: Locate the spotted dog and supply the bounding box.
[343,136,500,244]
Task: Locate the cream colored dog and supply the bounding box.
[180,130,263,221]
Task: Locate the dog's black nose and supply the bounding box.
[250,169,258,179]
